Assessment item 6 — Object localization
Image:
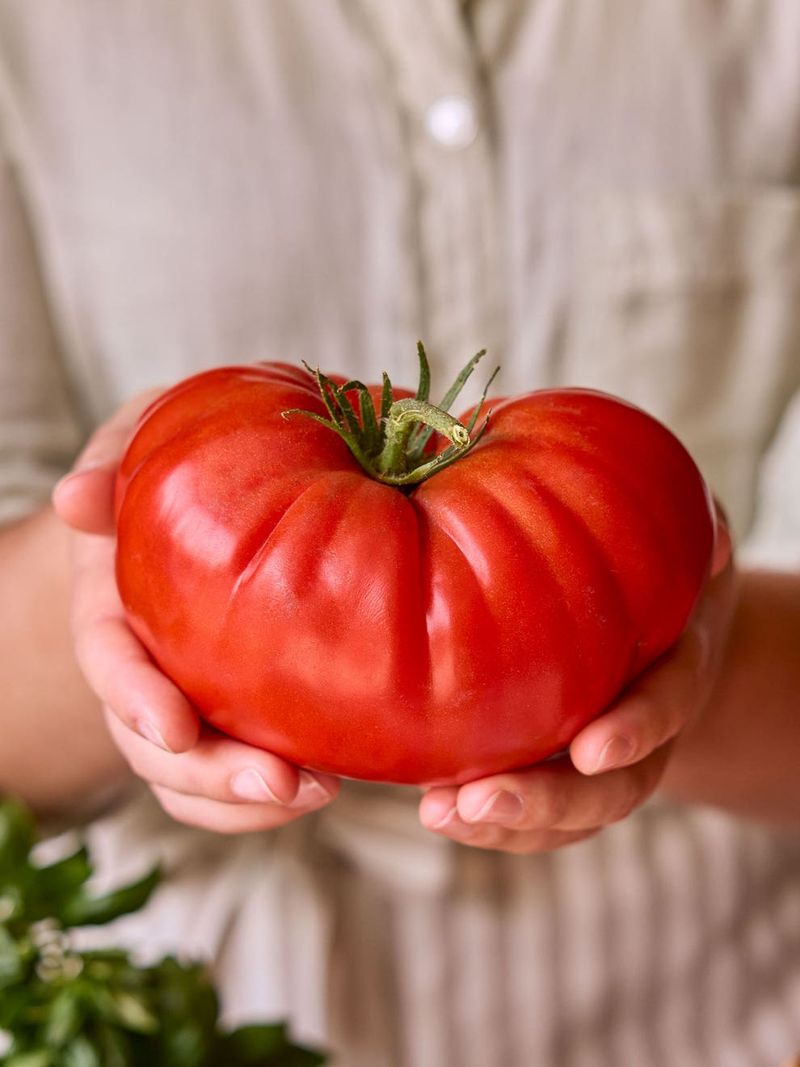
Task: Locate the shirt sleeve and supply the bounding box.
[0,137,83,526]
[740,390,800,569]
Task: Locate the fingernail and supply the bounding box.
[432,806,458,830]
[294,770,334,806]
[468,791,524,825]
[136,717,173,752]
[231,768,282,804]
[592,735,634,774]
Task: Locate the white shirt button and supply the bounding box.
[425,95,479,150]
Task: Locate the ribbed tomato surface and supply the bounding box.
[115,362,715,785]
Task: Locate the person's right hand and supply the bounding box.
[52,390,340,833]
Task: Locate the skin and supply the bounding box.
[0,505,126,815]
[0,391,339,831]
[423,565,800,850]
[420,539,736,851]
[4,390,796,846]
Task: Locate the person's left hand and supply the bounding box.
[419,512,735,853]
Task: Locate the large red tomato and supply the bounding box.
[115,351,716,785]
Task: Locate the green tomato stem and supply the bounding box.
[376,398,470,477]
[283,344,497,489]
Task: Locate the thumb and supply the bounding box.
[52,387,164,535]
[710,499,733,578]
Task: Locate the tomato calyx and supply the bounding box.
[283,342,499,487]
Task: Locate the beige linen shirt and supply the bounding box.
[2,3,800,1065]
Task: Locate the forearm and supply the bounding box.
[661,569,800,822]
[0,506,130,815]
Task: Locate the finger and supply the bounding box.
[52,467,118,536]
[71,534,199,753]
[421,802,599,854]
[573,523,738,779]
[151,784,330,835]
[418,786,459,831]
[710,499,733,578]
[52,387,164,534]
[437,747,670,833]
[105,710,339,807]
[569,622,709,776]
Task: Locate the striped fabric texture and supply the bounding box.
[2,2,800,1063]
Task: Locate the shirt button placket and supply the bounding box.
[417,79,502,404]
[353,0,503,400]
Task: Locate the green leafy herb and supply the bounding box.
[0,797,326,1066]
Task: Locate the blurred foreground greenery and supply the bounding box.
[0,797,326,1067]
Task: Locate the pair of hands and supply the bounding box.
[52,390,735,854]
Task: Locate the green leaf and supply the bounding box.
[339,380,379,454]
[221,1022,288,1056]
[93,1025,131,1067]
[43,990,82,1047]
[78,982,129,1025]
[414,341,431,404]
[0,799,37,872]
[0,926,24,986]
[302,364,337,422]
[0,887,25,926]
[326,378,361,439]
[59,867,161,929]
[464,365,500,434]
[62,1036,101,1067]
[109,991,157,1035]
[436,348,487,414]
[158,1022,207,1067]
[380,372,393,425]
[156,969,218,1029]
[37,847,92,900]
[3,1052,55,1067]
[0,989,27,1029]
[220,1023,328,1065]
[0,796,330,1066]
[80,948,131,969]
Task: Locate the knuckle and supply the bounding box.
[536,785,569,828]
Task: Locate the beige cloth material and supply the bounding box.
[2,2,800,1064]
